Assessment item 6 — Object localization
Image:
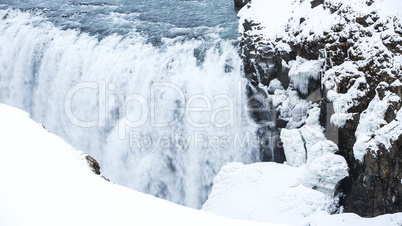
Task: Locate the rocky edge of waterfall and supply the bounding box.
[236,0,402,217]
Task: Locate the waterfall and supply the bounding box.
[0,9,259,208]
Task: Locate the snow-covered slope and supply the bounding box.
[239,0,402,39]
[202,162,402,225]
[0,103,272,226]
[202,162,331,225]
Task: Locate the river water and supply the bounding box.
[0,0,260,208]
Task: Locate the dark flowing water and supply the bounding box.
[1,0,239,41]
[0,0,259,208]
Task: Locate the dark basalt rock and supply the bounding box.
[340,135,402,216]
[335,115,360,169]
[310,0,324,8]
[384,105,397,123]
[242,19,254,32]
[356,15,374,27]
[234,0,250,8]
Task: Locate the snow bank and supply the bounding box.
[302,153,349,195]
[0,103,271,226]
[202,161,402,225]
[202,162,329,225]
[306,211,402,226]
[238,0,294,39]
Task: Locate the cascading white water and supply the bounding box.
[0,9,259,208]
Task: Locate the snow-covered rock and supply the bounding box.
[288,57,322,95]
[238,0,402,216]
[281,107,348,195]
[354,88,402,162]
[280,128,306,166]
[301,153,349,195]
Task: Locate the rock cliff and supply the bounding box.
[237,0,402,217]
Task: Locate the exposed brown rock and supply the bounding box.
[234,0,250,8]
[85,155,101,175]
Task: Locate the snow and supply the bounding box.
[0,103,271,226]
[307,140,339,164]
[288,57,322,95]
[367,0,402,20]
[280,128,306,167]
[202,162,329,225]
[238,0,294,39]
[202,161,402,225]
[280,107,348,194]
[239,0,402,41]
[391,79,402,87]
[330,112,354,128]
[325,65,366,128]
[238,0,338,40]
[301,153,349,195]
[1,103,397,226]
[267,78,284,94]
[281,107,338,167]
[306,211,402,226]
[272,88,311,129]
[242,0,402,162]
[354,90,402,162]
[202,108,396,223]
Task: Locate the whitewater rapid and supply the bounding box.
[0,9,259,208]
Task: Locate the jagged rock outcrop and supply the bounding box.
[338,134,402,216]
[85,155,101,175]
[85,154,110,181]
[234,0,250,8]
[237,0,402,217]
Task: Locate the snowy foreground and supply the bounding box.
[0,104,401,226]
[0,103,270,226]
[202,162,402,225]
